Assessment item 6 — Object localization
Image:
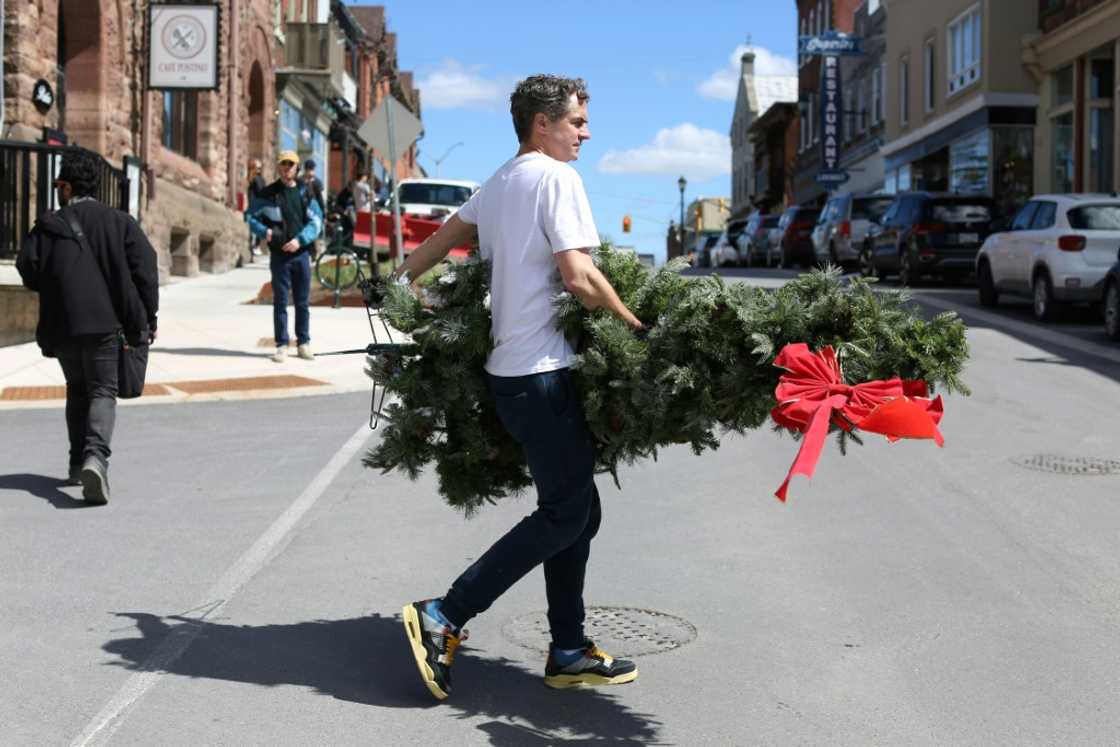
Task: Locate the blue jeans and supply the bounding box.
[270,251,311,346]
[441,368,602,650]
[56,332,119,468]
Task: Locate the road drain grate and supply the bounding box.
[503,606,697,657]
[1012,454,1120,476]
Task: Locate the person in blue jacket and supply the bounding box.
[247,150,323,362]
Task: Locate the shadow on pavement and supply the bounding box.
[103,612,662,744]
[0,473,88,509]
[153,347,271,359]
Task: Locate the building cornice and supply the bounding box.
[880,92,1039,157]
[1027,0,1120,72]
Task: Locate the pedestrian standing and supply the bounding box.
[246,151,323,363]
[302,159,326,214]
[246,159,267,258]
[16,148,159,505]
[352,171,372,214]
[393,75,644,700]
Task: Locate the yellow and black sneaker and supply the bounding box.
[543,639,638,689]
[402,600,467,701]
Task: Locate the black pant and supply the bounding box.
[441,369,602,650]
[56,332,119,468]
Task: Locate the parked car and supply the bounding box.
[776,206,821,268]
[710,227,740,268]
[741,214,779,266]
[689,234,721,267]
[764,219,785,267]
[976,194,1120,321]
[864,192,999,285]
[1103,252,1120,341]
[812,193,895,269]
[395,178,480,222]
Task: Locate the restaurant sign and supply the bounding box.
[149,4,220,90]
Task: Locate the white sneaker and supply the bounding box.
[297,344,315,361]
[271,346,287,363]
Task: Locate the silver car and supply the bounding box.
[812,194,895,269]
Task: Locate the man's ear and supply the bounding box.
[533,111,550,136]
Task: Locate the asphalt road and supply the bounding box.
[3,271,1120,745]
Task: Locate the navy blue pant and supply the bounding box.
[441,368,602,650]
[270,251,311,346]
[56,332,119,468]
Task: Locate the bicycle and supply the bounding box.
[315,210,373,307]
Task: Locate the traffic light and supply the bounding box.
[622,215,632,233]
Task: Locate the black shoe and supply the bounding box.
[79,457,109,505]
[402,600,468,701]
[543,639,638,689]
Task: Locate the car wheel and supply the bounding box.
[977,260,999,307]
[898,248,915,286]
[1032,271,1063,322]
[1104,281,1120,341]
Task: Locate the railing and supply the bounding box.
[0,142,131,259]
[1039,0,1109,32]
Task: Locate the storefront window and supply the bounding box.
[1090,52,1114,100]
[950,128,988,194]
[885,169,897,194]
[897,164,911,192]
[992,127,1034,216]
[1090,109,1114,193]
[279,100,300,154]
[1052,111,1074,193]
[1052,66,1073,108]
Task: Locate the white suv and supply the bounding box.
[811,193,895,269]
[975,194,1120,321]
[394,178,480,222]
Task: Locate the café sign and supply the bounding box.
[798,31,863,57]
[148,4,219,90]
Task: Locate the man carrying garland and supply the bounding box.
[393,75,644,700]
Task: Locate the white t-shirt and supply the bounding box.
[456,152,600,377]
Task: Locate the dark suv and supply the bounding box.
[864,192,1000,285]
[777,206,822,268]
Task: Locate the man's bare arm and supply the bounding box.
[554,249,642,330]
[392,215,477,280]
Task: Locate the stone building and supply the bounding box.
[730,50,797,219]
[1,0,422,284]
[2,0,283,279]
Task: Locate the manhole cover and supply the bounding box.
[1012,454,1120,475]
[503,606,697,657]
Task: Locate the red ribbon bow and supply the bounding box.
[771,343,944,501]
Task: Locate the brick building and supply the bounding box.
[1,0,422,283]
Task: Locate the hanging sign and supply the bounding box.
[148,4,220,90]
[819,55,845,182]
[32,80,55,113]
[799,31,863,57]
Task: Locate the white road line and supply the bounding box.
[70,421,374,747]
[915,293,1120,366]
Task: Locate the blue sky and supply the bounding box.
[348,1,798,263]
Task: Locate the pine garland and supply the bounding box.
[364,246,969,514]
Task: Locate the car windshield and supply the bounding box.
[398,183,474,207]
[728,222,747,239]
[1067,204,1120,230]
[703,235,719,249]
[927,200,994,223]
[852,197,894,221]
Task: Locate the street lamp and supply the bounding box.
[677,175,687,252]
[432,141,464,177]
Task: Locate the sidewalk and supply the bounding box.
[0,262,400,409]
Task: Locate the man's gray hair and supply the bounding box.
[510,75,590,143]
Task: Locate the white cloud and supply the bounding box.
[416,60,509,110]
[597,124,731,181]
[697,45,798,101]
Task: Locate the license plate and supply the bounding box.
[959,232,979,244]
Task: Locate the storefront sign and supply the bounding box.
[32,80,55,113]
[799,31,863,57]
[148,4,220,90]
[818,55,846,186]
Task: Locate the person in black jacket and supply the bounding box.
[16,148,159,505]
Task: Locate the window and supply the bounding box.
[1048,66,1075,194]
[818,0,826,32]
[843,84,854,142]
[950,129,989,194]
[1068,205,1120,230]
[811,94,819,144]
[1088,45,1115,193]
[809,9,816,39]
[1030,201,1057,230]
[162,91,198,159]
[899,58,910,127]
[857,77,867,133]
[800,18,807,67]
[1010,202,1038,231]
[948,5,981,95]
[923,38,936,113]
[871,63,884,125]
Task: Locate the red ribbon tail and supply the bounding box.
[774,397,838,502]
